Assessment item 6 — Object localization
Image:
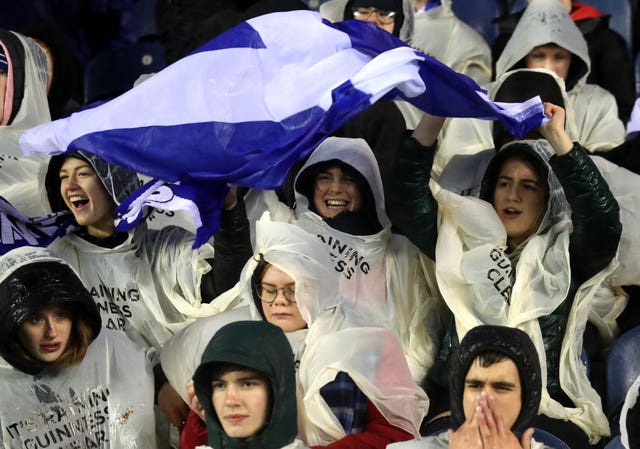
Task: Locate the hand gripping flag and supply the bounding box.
[19,11,546,247]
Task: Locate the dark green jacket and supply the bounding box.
[389,136,621,402]
[192,320,297,449]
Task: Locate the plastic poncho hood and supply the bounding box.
[480,139,570,250]
[0,29,50,153]
[294,136,389,231]
[320,0,414,45]
[244,214,339,326]
[193,320,297,449]
[0,246,101,374]
[44,150,140,213]
[496,0,590,92]
[449,325,542,439]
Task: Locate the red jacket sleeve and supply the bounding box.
[312,400,414,449]
[180,409,208,449]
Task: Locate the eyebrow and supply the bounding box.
[465,378,516,390]
[260,282,295,287]
[497,175,540,185]
[59,163,92,172]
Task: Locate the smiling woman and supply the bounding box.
[58,155,117,238]
[40,149,253,355]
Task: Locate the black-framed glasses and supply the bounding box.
[352,7,397,24]
[257,283,296,304]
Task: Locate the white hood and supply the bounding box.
[496,0,590,93]
[294,136,390,230]
[319,0,415,45]
[0,31,50,155]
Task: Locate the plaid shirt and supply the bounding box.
[319,371,368,434]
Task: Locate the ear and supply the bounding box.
[185,379,206,421]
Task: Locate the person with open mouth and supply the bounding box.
[388,102,622,448]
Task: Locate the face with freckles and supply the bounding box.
[59,157,116,238]
[492,156,547,249]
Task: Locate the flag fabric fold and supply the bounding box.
[0,196,76,253]
[19,10,546,246]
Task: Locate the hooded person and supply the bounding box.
[435,68,634,349]
[191,320,306,449]
[492,0,634,123]
[320,0,414,45]
[161,214,429,449]
[43,151,252,352]
[0,29,52,217]
[434,66,603,184]
[291,136,447,384]
[495,0,624,152]
[0,246,156,448]
[388,104,622,446]
[313,0,411,193]
[433,1,628,179]
[388,325,551,449]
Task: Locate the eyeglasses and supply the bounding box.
[257,284,296,304]
[352,7,397,24]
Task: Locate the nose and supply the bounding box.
[63,174,79,189]
[225,385,240,406]
[540,58,554,71]
[44,319,58,339]
[272,288,289,306]
[328,178,344,194]
[365,11,382,25]
[505,185,519,201]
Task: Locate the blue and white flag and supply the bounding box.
[0,196,77,254]
[19,10,546,246]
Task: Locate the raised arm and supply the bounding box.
[541,103,622,282]
[201,186,253,302]
[537,102,573,156]
[388,113,446,260]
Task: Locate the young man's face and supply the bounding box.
[462,357,522,430]
[492,157,547,249]
[211,369,270,439]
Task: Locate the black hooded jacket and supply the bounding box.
[0,249,101,375]
[449,325,542,439]
[192,320,297,449]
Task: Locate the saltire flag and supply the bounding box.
[19,10,546,247]
[0,196,77,254]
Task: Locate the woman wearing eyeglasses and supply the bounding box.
[161,215,429,449]
[320,0,414,44]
